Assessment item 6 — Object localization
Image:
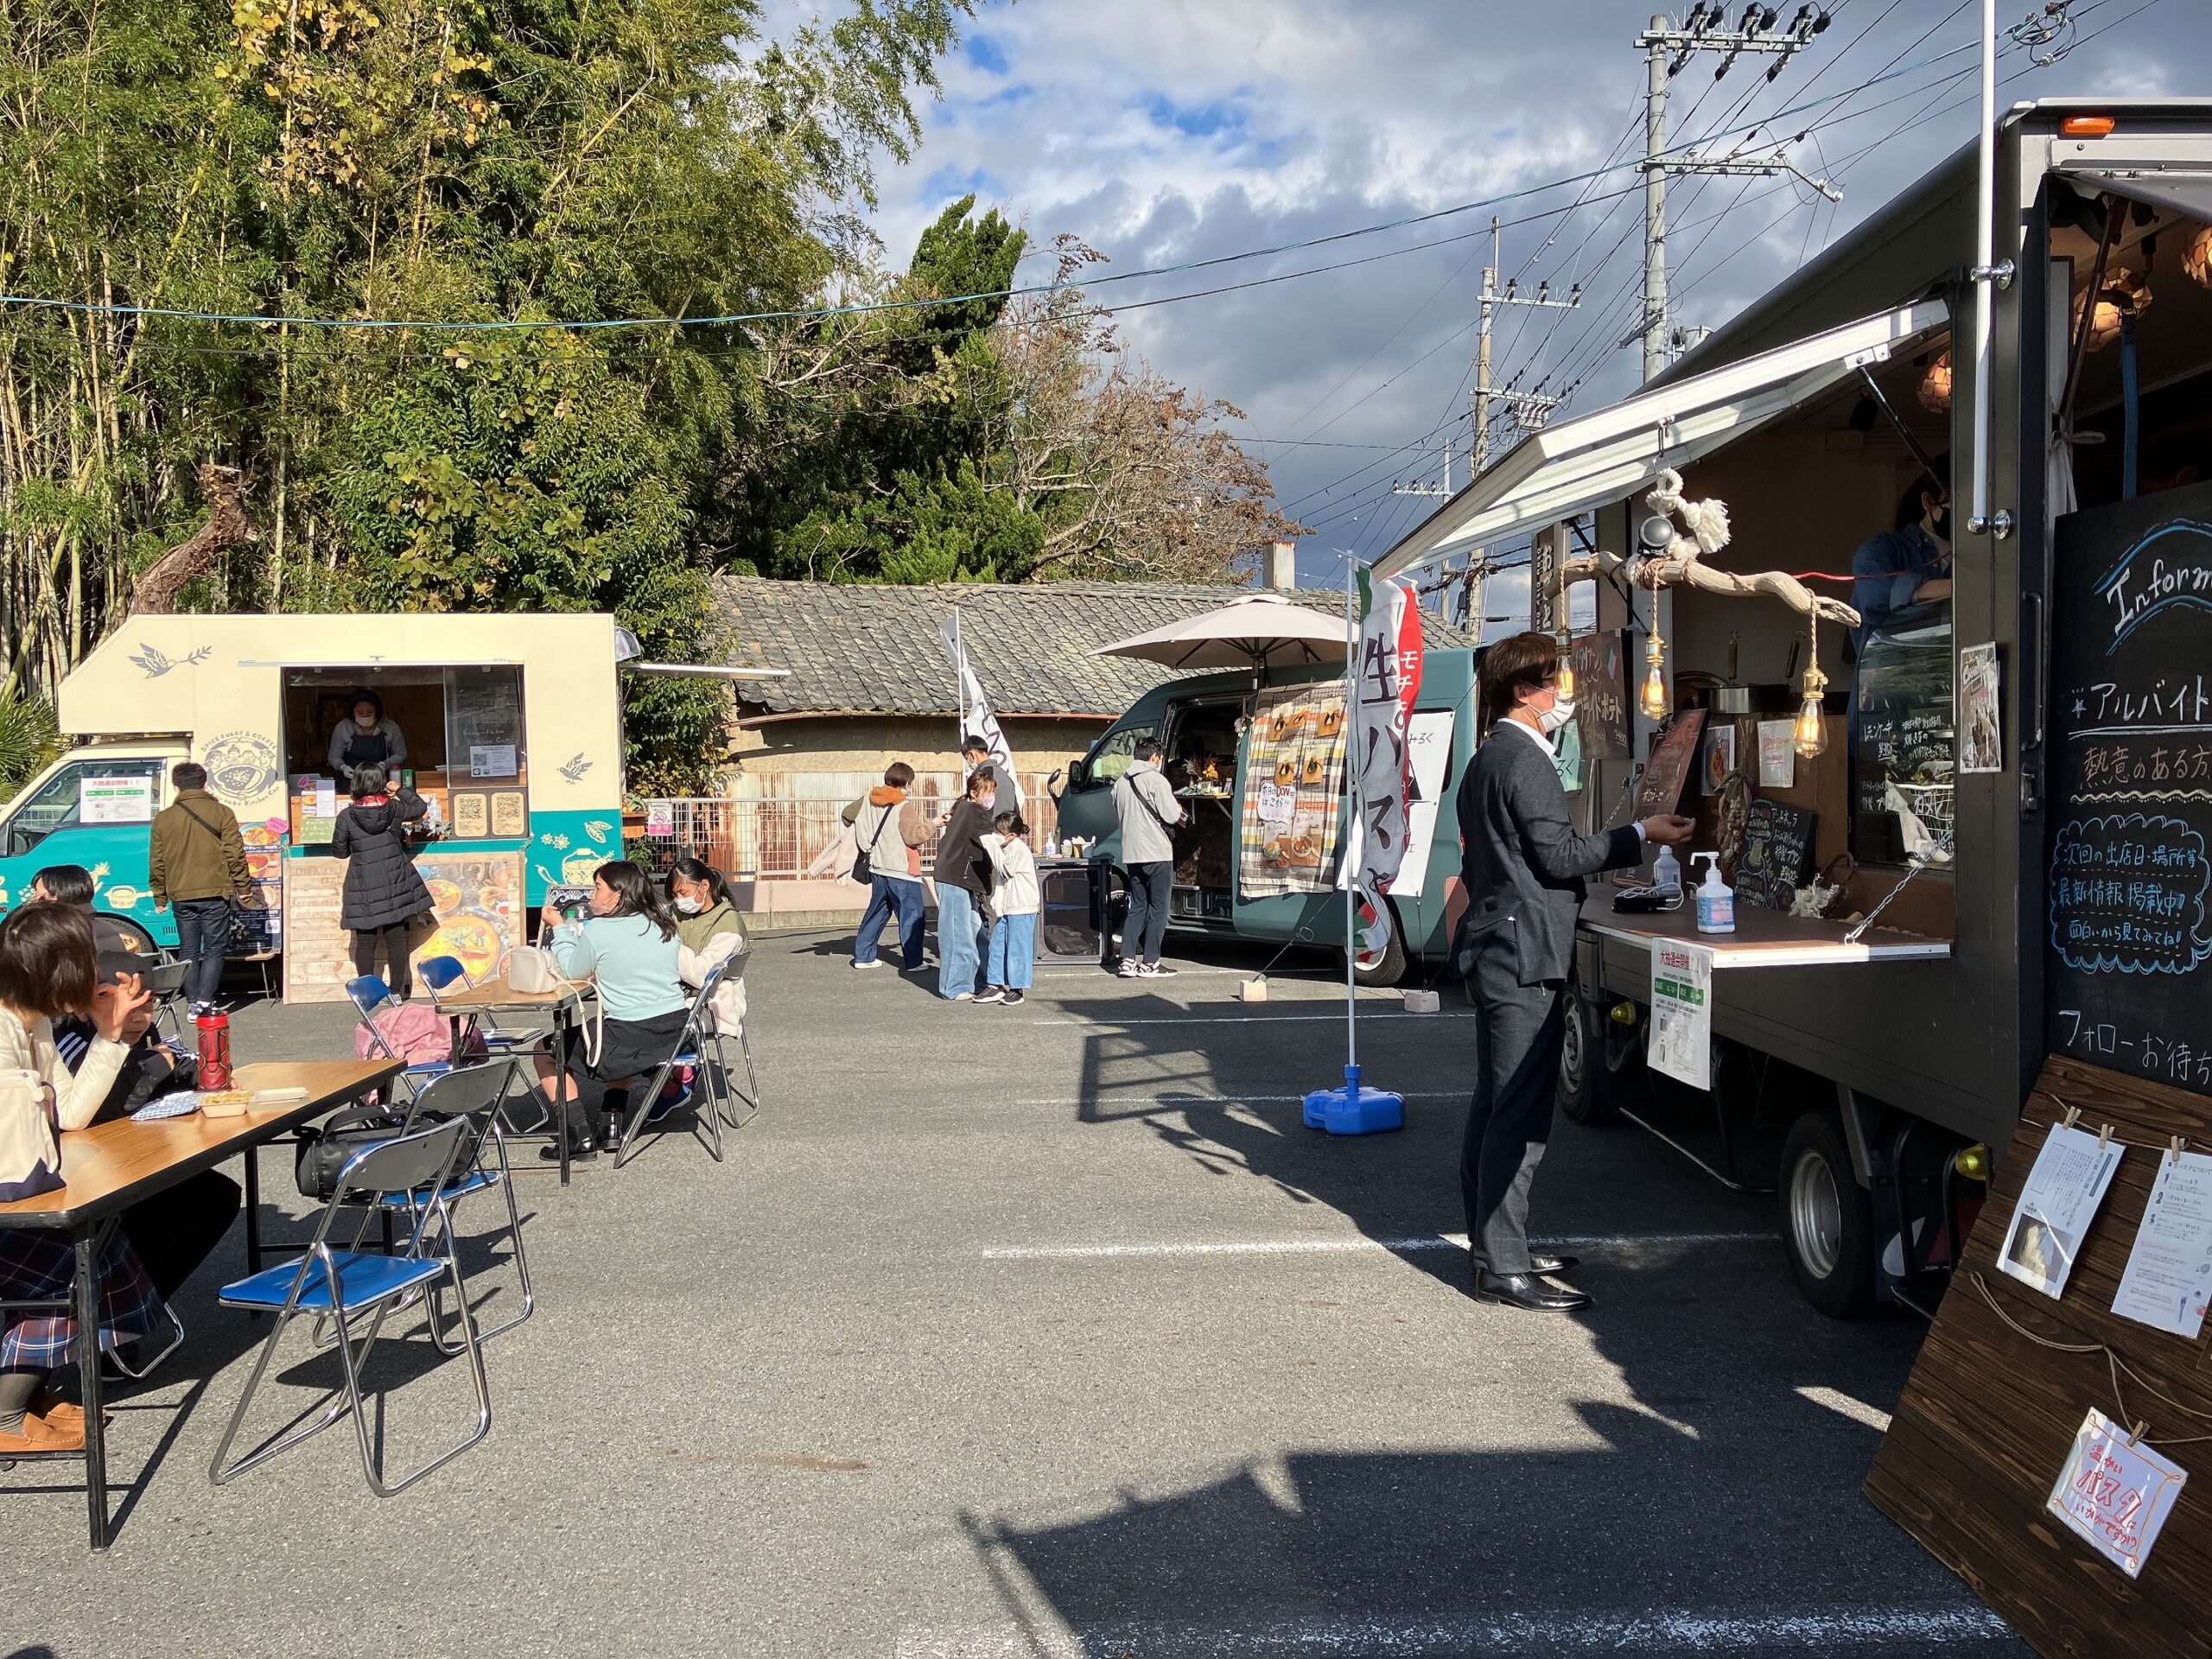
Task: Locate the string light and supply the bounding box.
[1639,623,1672,721]
[1794,616,1829,758]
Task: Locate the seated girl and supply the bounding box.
[531,861,687,1161]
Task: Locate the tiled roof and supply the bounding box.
[716,576,1474,717]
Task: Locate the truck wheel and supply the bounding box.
[103,915,157,957]
[1780,1110,1878,1319]
[1346,893,1407,988]
[1557,992,1631,1126]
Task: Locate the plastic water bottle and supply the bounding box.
[1044,833,1060,858]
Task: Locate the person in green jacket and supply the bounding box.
[147,762,252,1014]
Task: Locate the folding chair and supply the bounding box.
[143,958,194,1048]
[365,1058,535,1351]
[610,957,731,1168]
[208,1117,491,1497]
[700,946,761,1130]
[346,974,451,1100]
[418,954,527,1055]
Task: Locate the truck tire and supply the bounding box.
[1346,893,1407,988]
[1557,991,1632,1126]
[1780,1110,1878,1319]
[103,914,157,957]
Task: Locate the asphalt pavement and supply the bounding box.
[0,929,2026,1657]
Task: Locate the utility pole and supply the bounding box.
[1636,5,1834,383]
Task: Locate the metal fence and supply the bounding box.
[633,778,1065,881]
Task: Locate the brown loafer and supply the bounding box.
[0,1415,84,1453]
[30,1395,99,1432]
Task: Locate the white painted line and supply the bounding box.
[976,1231,1767,1261]
[1027,1010,1472,1027]
[895,1605,2013,1656]
[1797,1385,1895,1433]
[1005,1092,1465,1108]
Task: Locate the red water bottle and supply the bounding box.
[196,1009,232,1091]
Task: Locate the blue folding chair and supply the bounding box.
[418,955,527,1054]
[208,1117,491,1497]
[346,974,449,1100]
[611,956,730,1168]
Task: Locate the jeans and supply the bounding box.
[937,885,984,1000]
[352,922,414,1000]
[171,897,232,1007]
[988,913,1037,990]
[1123,861,1173,965]
[854,876,926,969]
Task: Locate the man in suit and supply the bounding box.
[1458,632,1694,1312]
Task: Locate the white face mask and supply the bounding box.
[1537,695,1577,736]
[673,895,702,914]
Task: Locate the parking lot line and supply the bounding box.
[976,1231,1769,1261]
[1026,1010,1478,1027]
[894,1604,2015,1656]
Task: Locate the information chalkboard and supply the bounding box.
[1733,798,1814,908]
[2045,482,2212,1099]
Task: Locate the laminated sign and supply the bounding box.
[2047,1408,2188,1579]
[1647,938,1712,1090]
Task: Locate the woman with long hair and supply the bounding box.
[531,861,687,1161]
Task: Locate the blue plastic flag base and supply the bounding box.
[1301,1065,1405,1136]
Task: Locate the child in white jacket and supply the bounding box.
[977,813,1040,1007]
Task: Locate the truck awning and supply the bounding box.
[2059,164,2212,224]
[1374,296,1951,579]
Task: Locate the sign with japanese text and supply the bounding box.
[1353,568,1424,894]
[2046,1408,2188,1579]
[1647,937,1712,1090]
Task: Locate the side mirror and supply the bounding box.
[1047,766,1067,802]
[1065,760,1090,791]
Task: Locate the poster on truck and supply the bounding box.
[1239,685,1349,899]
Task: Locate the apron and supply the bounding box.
[342,725,391,775]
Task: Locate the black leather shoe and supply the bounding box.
[538,1138,594,1163]
[1528,1254,1580,1277]
[1475,1268,1592,1312]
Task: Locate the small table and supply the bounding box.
[0,1058,403,1550]
[435,976,590,1185]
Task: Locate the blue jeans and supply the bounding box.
[854,876,925,969]
[988,913,1036,990]
[171,897,232,1007]
[937,886,984,999]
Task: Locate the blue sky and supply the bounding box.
[861,0,2201,613]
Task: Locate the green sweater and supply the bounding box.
[550,912,685,1022]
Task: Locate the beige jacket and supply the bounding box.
[677,932,749,1032]
[0,1007,130,1132]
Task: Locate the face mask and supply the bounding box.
[674,896,702,914]
[1537,695,1577,736]
[1930,505,1952,543]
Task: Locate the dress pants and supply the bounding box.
[1460,948,1570,1278]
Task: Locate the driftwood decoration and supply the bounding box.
[1560,468,1862,631]
[130,463,249,616]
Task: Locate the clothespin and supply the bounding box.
[2171,1136,2190,1167]
[2060,1100,2082,1130]
[2128,1419,2150,1447]
[2098,1122,2113,1151]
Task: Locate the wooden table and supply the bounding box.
[435,976,591,1185]
[1578,893,1951,968]
[0,1058,402,1550]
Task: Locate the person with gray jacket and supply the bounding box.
[1455,632,1693,1314]
[1110,741,1185,978]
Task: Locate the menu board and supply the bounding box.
[446,671,523,778]
[1633,708,1705,819]
[1733,799,1815,908]
[2046,483,2212,1098]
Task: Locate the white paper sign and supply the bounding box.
[469,743,518,779]
[2113,1147,2212,1339]
[1255,781,1296,827]
[1407,711,1454,802]
[645,799,675,836]
[1757,720,1796,788]
[2047,1408,2188,1578]
[1999,1124,2126,1300]
[313,783,339,819]
[1647,938,1712,1090]
[79,773,155,824]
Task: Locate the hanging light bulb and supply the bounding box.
[1554,637,1577,701]
[1638,626,1671,721]
[2184,223,2212,289]
[1918,349,1953,414]
[1794,620,1828,758]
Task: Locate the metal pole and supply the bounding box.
[1643,16,1669,385]
[1967,0,1999,533]
[1345,557,1358,1072]
[1468,217,1498,645]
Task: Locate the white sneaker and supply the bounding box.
[852,959,883,971]
[1116,960,1142,978]
[1140,963,1177,978]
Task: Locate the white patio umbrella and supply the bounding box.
[1090,594,1351,675]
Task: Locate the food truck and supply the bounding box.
[1375,99,2212,1318]
[1054,644,1479,988]
[0,613,731,1001]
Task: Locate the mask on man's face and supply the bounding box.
[1929,501,1953,543]
[1537,695,1577,737]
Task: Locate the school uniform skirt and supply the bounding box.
[0,1230,167,1370]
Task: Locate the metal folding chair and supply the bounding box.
[610,957,731,1168]
[208,1117,491,1497]
[700,946,761,1130]
[418,955,526,1054]
[346,974,450,1100]
[143,958,194,1048]
[366,1058,535,1351]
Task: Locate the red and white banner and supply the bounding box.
[1353,569,1425,893]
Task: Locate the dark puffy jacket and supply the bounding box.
[330,791,434,932]
[935,800,996,899]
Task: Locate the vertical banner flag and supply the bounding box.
[1354,567,1425,893]
[939,611,1022,809]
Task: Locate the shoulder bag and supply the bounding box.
[0,1068,64,1204]
[851,801,895,884]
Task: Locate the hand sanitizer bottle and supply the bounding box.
[1694,852,1735,934]
[1652,842,1681,895]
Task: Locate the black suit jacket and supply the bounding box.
[1457,721,1642,986]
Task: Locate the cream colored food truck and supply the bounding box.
[0,613,693,1000]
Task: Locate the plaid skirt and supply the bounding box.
[0,1228,168,1371]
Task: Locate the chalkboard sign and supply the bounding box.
[2045,482,2212,1098]
[1733,798,1814,908]
[1634,708,1705,819]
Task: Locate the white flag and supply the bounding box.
[1353,568,1424,892]
[939,611,1023,810]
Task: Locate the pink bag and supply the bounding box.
[354,1001,488,1074]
